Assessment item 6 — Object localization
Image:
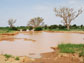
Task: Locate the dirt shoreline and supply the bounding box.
[0,31,84,35]
[44,30,84,34]
[0,31,19,35]
[19,31,84,35]
[0,48,83,63]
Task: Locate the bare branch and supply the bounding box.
[8,19,16,27]
[28,17,44,27]
[54,7,83,30]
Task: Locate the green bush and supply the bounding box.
[9,27,18,31]
[58,25,66,29]
[16,26,29,31]
[19,27,29,31]
[22,28,27,31]
[48,25,58,29]
[28,26,33,31]
[71,24,78,29]
[79,51,84,57]
[15,57,19,60]
[80,25,83,29]
[34,27,43,31]
[44,25,48,29]
[4,54,12,59]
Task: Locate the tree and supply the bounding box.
[54,7,83,30]
[28,17,44,27]
[8,19,16,28]
[80,25,83,29]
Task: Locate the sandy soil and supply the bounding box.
[0,48,83,63]
[31,47,83,63]
[0,54,35,63]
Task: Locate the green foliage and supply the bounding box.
[44,25,48,29]
[79,51,84,57]
[48,25,58,29]
[59,47,75,53]
[22,28,27,31]
[71,24,77,29]
[4,54,12,59]
[9,27,18,31]
[48,24,67,30]
[44,24,84,31]
[0,24,84,33]
[58,24,66,29]
[34,27,43,31]
[80,25,83,29]
[58,44,84,54]
[28,26,33,31]
[16,26,28,31]
[15,57,20,60]
[0,27,16,34]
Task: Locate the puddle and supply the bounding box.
[0,31,84,58]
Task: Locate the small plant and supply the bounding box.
[15,57,20,60]
[34,27,43,31]
[4,54,12,59]
[22,28,27,31]
[9,27,18,31]
[28,26,33,31]
[48,25,58,29]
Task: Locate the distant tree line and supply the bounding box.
[44,24,84,30]
[0,24,84,31]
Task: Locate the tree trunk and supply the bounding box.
[10,24,13,28]
[67,24,70,30]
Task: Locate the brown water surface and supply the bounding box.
[0,31,84,58]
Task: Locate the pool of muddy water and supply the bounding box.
[0,31,84,58]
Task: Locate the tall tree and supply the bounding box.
[54,7,83,30]
[28,17,44,27]
[8,19,16,28]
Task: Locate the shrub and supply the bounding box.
[16,26,29,31]
[44,25,48,29]
[71,24,78,29]
[58,25,66,29]
[79,51,84,57]
[9,27,18,31]
[21,27,29,31]
[34,27,43,31]
[28,26,33,31]
[48,25,58,29]
[22,28,27,31]
[15,57,19,60]
[4,54,12,59]
[80,25,83,29]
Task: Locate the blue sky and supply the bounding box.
[0,0,84,27]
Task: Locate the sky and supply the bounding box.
[0,0,84,27]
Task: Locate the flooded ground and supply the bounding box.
[0,31,84,58]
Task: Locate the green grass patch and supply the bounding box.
[0,30,16,34]
[58,44,84,54]
[15,57,20,60]
[79,51,84,57]
[4,54,12,59]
